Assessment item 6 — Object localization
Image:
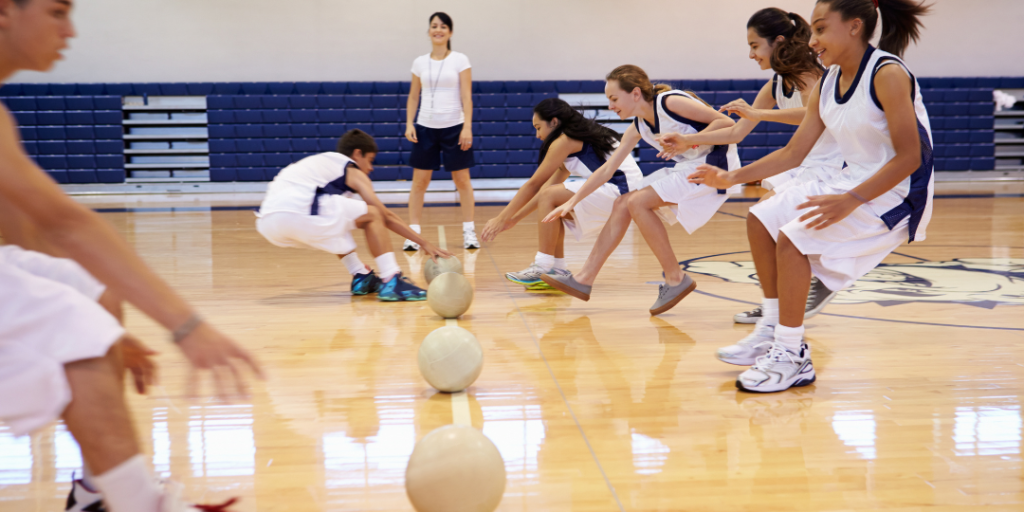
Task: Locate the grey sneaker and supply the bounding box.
[733,277,836,324]
[734,306,762,324]
[539,273,592,301]
[650,274,697,316]
[805,277,836,319]
[716,322,775,366]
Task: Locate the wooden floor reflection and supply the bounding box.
[2,182,1023,511]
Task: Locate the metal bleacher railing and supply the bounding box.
[1,77,1018,186]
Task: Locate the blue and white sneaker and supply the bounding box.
[736,342,816,393]
[351,270,382,296]
[505,264,571,290]
[378,273,427,302]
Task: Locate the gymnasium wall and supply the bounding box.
[12,0,1024,84]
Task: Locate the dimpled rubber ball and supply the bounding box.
[417,325,483,393]
[424,255,463,284]
[405,424,506,512]
[426,272,473,319]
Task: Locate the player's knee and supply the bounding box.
[365,205,383,221]
[625,192,647,213]
[538,186,560,206]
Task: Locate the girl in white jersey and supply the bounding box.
[659,8,844,325]
[480,98,643,289]
[404,12,479,250]
[542,65,741,315]
[690,0,933,393]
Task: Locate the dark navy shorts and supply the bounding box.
[408,123,475,172]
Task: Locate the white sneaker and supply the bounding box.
[160,480,239,511]
[716,322,775,366]
[403,239,420,251]
[736,342,816,393]
[65,477,103,511]
[463,229,479,249]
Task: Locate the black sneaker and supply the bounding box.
[351,270,382,295]
[732,277,836,324]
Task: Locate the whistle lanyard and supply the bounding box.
[427,51,449,115]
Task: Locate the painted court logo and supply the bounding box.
[683,258,1024,308]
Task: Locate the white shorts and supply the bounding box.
[642,160,734,234]
[562,181,623,241]
[256,195,369,255]
[0,247,124,437]
[749,180,908,292]
[764,164,843,194]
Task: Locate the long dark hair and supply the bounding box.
[748,8,821,91]
[429,12,454,50]
[534,98,619,164]
[817,0,931,57]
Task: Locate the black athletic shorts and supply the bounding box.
[408,123,475,172]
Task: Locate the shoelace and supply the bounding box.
[194,498,239,512]
[752,342,797,370]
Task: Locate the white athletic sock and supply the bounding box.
[761,298,780,327]
[462,221,475,232]
[375,252,401,282]
[92,455,161,512]
[410,224,422,234]
[341,253,370,275]
[553,258,567,271]
[534,252,555,272]
[774,324,805,353]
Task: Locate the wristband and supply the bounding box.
[848,190,870,204]
[171,313,203,344]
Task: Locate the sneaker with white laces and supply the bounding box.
[804,276,837,319]
[736,342,816,393]
[403,239,420,251]
[65,476,104,512]
[505,264,571,289]
[733,306,762,324]
[716,322,775,366]
[463,229,480,249]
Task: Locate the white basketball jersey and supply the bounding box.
[563,141,643,195]
[260,152,360,216]
[633,90,740,170]
[772,74,845,172]
[818,46,934,242]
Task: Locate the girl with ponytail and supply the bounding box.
[662,8,846,326]
[688,0,933,393]
[541,65,742,316]
[480,98,643,289]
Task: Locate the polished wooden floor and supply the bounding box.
[3,182,1024,511]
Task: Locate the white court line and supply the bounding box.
[439,225,473,426]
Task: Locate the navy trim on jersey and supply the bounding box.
[869,57,919,111]
[705,144,731,195]
[567,142,629,195]
[879,118,933,243]
[660,93,709,132]
[834,45,876,105]
[771,74,779,101]
[310,161,358,215]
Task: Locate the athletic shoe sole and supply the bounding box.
[716,352,765,366]
[649,279,697,316]
[736,368,817,393]
[539,274,590,301]
[526,281,554,290]
[505,274,542,287]
[378,296,426,302]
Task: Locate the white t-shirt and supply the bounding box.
[411,51,472,129]
[259,152,358,216]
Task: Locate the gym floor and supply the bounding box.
[2,181,1023,511]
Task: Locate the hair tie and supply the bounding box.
[872,0,878,8]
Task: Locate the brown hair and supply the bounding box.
[337,129,378,157]
[748,8,822,90]
[817,0,931,57]
[606,65,713,107]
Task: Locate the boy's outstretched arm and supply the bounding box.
[345,170,453,260]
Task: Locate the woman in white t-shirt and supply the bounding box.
[404,11,478,250]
